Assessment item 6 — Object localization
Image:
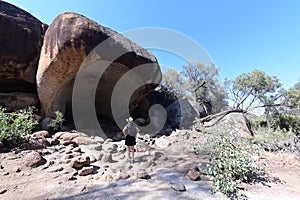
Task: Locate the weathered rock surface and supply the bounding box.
[0,1,45,110]
[0,1,46,83]
[37,12,161,134]
[142,89,205,131]
[0,1,46,111]
[166,98,200,129]
[203,112,253,137]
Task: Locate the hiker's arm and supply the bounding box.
[122,127,127,136]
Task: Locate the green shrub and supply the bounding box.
[278,114,300,134]
[0,107,38,146]
[196,134,266,199]
[252,126,294,144]
[252,114,300,134]
[251,116,268,129]
[250,115,295,143]
[50,110,64,131]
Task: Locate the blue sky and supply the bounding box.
[5,0,300,89]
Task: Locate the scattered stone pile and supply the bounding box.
[0,129,214,199]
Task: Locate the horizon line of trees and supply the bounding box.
[161,62,300,133]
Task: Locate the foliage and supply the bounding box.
[225,69,282,112]
[243,80,300,136]
[161,68,186,98]
[195,134,265,199]
[50,110,64,131]
[253,126,294,144]
[281,82,300,110]
[0,107,38,146]
[184,62,228,114]
[251,115,298,142]
[161,63,228,115]
[278,114,300,134]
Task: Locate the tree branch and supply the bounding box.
[247,103,282,112]
[199,108,245,123]
[236,88,253,109]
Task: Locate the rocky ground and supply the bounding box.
[0,130,300,200]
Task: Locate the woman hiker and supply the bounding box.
[122,117,140,163]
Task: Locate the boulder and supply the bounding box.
[58,132,80,141]
[78,166,94,176]
[142,89,206,130]
[154,136,171,149]
[203,112,253,137]
[36,12,161,135]
[186,169,200,181]
[167,175,186,192]
[72,136,97,145]
[70,156,90,169]
[166,99,200,129]
[0,1,46,110]
[23,151,46,168]
[32,130,50,139]
[107,144,118,154]
[101,153,113,163]
[135,142,153,152]
[0,1,46,83]
[37,138,50,147]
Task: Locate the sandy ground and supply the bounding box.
[1,130,300,200]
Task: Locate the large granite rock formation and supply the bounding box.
[138,89,202,130]
[0,1,46,110]
[37,12,161,132]
[202,112,254,137]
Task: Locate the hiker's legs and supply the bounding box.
[131,146,135,161]
[126,146,131,160]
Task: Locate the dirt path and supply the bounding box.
[244,153,300,200]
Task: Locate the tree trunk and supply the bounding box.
[199,109,245,123]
